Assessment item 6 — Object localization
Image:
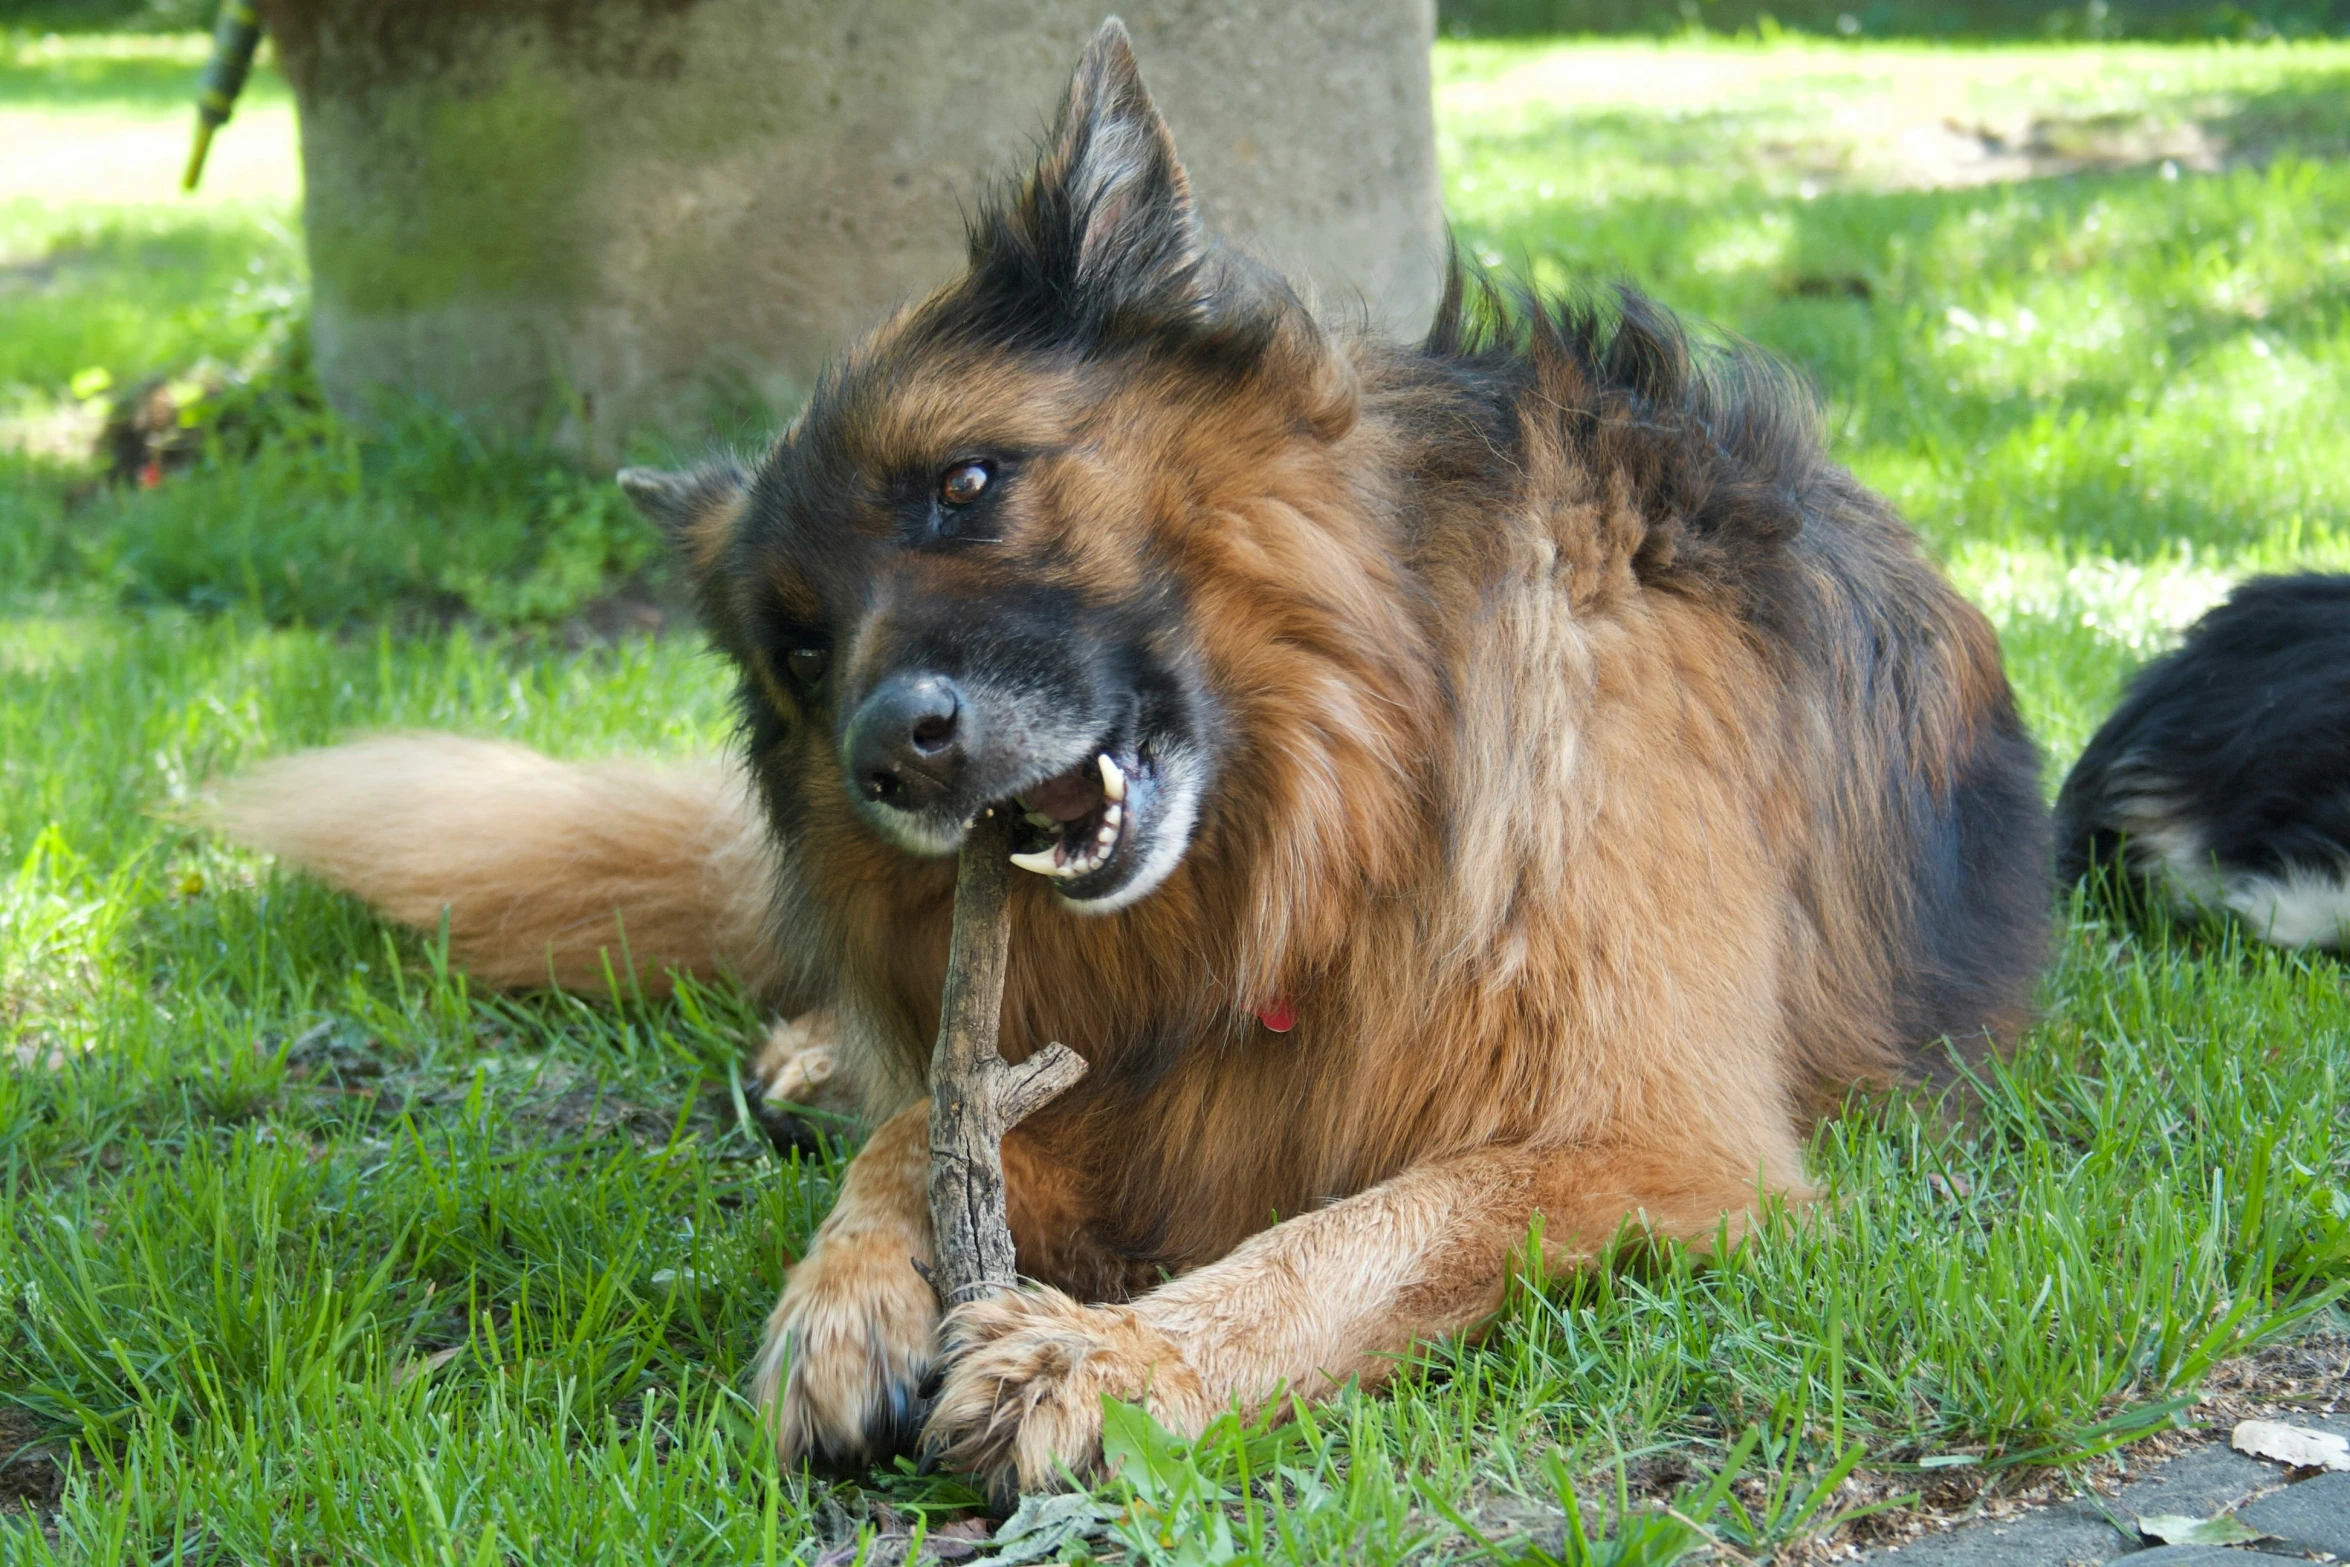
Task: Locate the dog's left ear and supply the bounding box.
[618,461,748,576]
[619,460,753,647]
[1019,18,1203,319]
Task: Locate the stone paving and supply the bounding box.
[1865,1414,2350,1567]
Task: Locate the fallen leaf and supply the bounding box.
[2232,1419,2350,1472]
[2137,1512,2269,1547]
[988,1490,1117,1565]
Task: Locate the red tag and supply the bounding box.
[1255,995,1295,1033]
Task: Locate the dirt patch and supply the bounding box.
[1881,113,2221,190]
[2186,1325,2350,1426]
[0,1406,65,1521]
[1765,107,2226,196]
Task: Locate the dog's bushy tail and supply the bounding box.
[208,734,787,998]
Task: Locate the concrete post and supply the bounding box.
[256,1,1445,457]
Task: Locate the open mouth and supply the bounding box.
[1006,746,1153,898]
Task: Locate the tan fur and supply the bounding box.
[206,734,788,999]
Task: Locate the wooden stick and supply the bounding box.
[927,810,1088,1308]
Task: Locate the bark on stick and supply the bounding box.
[927,811,1087,1308]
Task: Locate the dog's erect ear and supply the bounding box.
[617,462,748,578]
[1021,18,1202,316]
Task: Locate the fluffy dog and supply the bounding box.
[2058,572,2350,949]
[217,20,2052,1494]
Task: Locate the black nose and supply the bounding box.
[844,673,966,811]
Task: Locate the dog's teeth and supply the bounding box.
[1098,753,1127,803]
[1009,847,1061,877]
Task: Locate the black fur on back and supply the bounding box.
[2058,572,2350,890]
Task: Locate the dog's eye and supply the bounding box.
[785,646,829,685]
[939,461,993,507]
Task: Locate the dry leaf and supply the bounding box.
[2138,1512,2269,1547]
[2231,1419,2350,1472]
[988,1491,1117,1565]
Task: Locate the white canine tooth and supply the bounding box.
[1098,753,1127,803]
[1008,847,1062,877]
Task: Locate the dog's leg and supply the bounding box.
[754,1101,939,1469]
[923,1136,1796,1493]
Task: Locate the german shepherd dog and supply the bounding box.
[217,21,2052,1493]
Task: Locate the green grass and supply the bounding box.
[4,31,2349,1567]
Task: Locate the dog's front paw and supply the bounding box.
[753,1228,939,1472]
[923,1286,1214,1496]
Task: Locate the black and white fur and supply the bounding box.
[2057,573,2350,950]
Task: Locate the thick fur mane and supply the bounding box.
[1420,265,1820,586]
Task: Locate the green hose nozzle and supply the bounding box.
[183,0,262,193]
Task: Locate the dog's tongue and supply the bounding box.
[1019,765,1101,825]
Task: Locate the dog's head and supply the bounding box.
[623,21,1407,927]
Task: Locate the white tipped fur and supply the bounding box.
[206,734,789,997]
